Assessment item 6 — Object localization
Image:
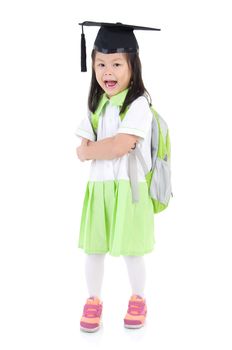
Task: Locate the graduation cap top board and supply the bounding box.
[79,21,161,72]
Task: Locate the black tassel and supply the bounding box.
[81,26,87,72]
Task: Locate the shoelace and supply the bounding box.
[128,300,145,315]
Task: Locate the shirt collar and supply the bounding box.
[94,88,129,116]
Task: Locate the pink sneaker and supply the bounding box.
[124,295,147,329]
[80,296,103,332]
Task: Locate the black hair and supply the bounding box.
[88,50,152,114]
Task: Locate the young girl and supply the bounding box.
[75,21,160,332]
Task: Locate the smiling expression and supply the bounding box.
[93,52,132,97]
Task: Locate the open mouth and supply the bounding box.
[104,80,118,89]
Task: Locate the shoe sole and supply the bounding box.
[80,325,101,332]
[124,323,144,329]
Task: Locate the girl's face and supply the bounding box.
[94,52,132,97]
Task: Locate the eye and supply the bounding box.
[113,63,121,67]
[97,63,105,67]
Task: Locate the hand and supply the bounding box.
[76,144,87,161]
[76,139,95,161]
[128,141,137,153]
[131,142,137,150]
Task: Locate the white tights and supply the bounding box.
[84,254,146,299]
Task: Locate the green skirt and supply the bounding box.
[78,179,155,256]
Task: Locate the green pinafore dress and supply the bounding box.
[75,89,155,256]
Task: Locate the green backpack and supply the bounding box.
[89,103,173,214]
[131,107,173,213]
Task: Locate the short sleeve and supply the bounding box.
[116,96,153,139]
[74,112,96,142]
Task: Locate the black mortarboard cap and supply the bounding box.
[79,21,161,72]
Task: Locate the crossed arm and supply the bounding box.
[76,134,140,161]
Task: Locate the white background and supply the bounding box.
[1,0,232,349]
